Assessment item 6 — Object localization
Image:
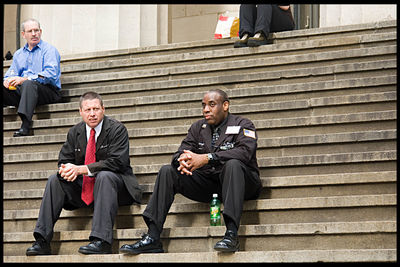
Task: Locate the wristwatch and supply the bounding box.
[207,153,214,162]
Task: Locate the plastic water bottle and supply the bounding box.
[210,193,221,226]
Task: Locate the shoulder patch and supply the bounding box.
[243,129,256,139]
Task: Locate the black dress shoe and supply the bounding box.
[26,238,51,256]
[213,230,239,252]
[78,238,112,254]
[13,127,33,137]
[119,234,164,254]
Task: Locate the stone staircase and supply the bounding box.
[3,20,397,263]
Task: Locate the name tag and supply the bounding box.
[225,126,241,134]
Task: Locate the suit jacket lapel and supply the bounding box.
[77,122,87,155]
[95,116,109,151]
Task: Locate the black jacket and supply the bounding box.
[172,113,259,175]
[58,115,142,204]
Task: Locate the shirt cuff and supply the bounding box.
[86,165,94,176]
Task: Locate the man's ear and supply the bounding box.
[223,101,229,112]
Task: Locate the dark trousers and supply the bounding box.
[239,4,295,38]
[3,80,61,123]
[143,159,262,233]
[34,171,134,244]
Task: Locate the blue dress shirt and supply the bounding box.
[4,40,61,89]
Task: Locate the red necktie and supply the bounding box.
[82,128,96,205]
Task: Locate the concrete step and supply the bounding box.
[3,73,397,122]
[3,148,397,188]
[40,46,400,102]
[58,34,396,86]
[4,128,396,165]
[3,83,397,135]
[55,23,394,74]
[4,193,396,233]
[3,249,397,263]
[3,169,396,207]
[4,106,397,150]
[4,20,395,72]
[3,138,397,171]
[3,221,396,257]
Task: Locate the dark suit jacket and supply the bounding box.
[172,113,259,176]
[58,115,142,204]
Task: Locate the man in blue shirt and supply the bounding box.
[3,18,62,137]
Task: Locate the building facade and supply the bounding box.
[3,4,397,58]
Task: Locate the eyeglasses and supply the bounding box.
[24,29,41,34]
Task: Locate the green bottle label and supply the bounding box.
[210,206,220,219]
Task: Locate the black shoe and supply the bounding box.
[247,32,270,47]
[119,234,164,254]
[234,33,249,48]
[78,238,112,254]
[26,238,51,256]
[13,127,33,137]
[213,230,239,252]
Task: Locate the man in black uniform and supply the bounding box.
[120,89,261,253]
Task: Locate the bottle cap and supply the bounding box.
[213,193,218,198]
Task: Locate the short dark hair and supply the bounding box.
[207,89,230,103]
[79,91,103,108]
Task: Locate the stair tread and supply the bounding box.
[3,249,397,263]
[4,221,396,243]
[4,194,396,220]
[3,171,397,198]
[4,74,397,117]
[4,109,397,146]
[4,87,397,130]
[59,42,397,84]
[4,19,395,68]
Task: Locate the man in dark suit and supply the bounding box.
[26,91,142,255]
[120,89,262,254]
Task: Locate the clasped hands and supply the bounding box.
[177,150,208,175]
[59,163,88,182]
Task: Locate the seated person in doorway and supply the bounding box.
[119,89,262,254]
[234,4,295,48]
[26,91,142,255]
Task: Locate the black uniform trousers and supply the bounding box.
[3,80,61,123]
[34,171,134,244]
[143,159,262,233]
[239,4,295,39]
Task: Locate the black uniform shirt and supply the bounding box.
[172,113,259,176]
